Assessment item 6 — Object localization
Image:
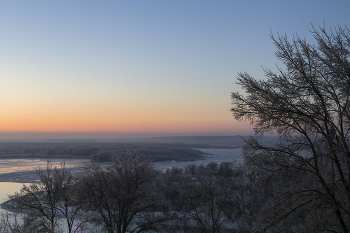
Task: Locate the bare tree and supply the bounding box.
[230,25,350,232]
[179,172,231,233]
[77,153,173,233]
[0,212,35,233]
[9,162,82,233]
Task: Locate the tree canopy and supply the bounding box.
[231,25,350,232]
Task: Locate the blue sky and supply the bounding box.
[0,1,349,139]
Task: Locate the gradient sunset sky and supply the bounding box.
[1,1,349,140]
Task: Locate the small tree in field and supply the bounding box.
[231,25,350,232]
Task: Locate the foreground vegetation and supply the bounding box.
[2,149,348,233]
[2,154,240,233]
[0,152,287,232]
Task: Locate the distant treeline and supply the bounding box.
[0,143,205,162]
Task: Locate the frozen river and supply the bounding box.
[0,148,243,182]
[0,158,90,176]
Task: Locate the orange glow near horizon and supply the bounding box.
[0,108,252,135]
[0,95,253,135]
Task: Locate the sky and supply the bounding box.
[0,1,349,140]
